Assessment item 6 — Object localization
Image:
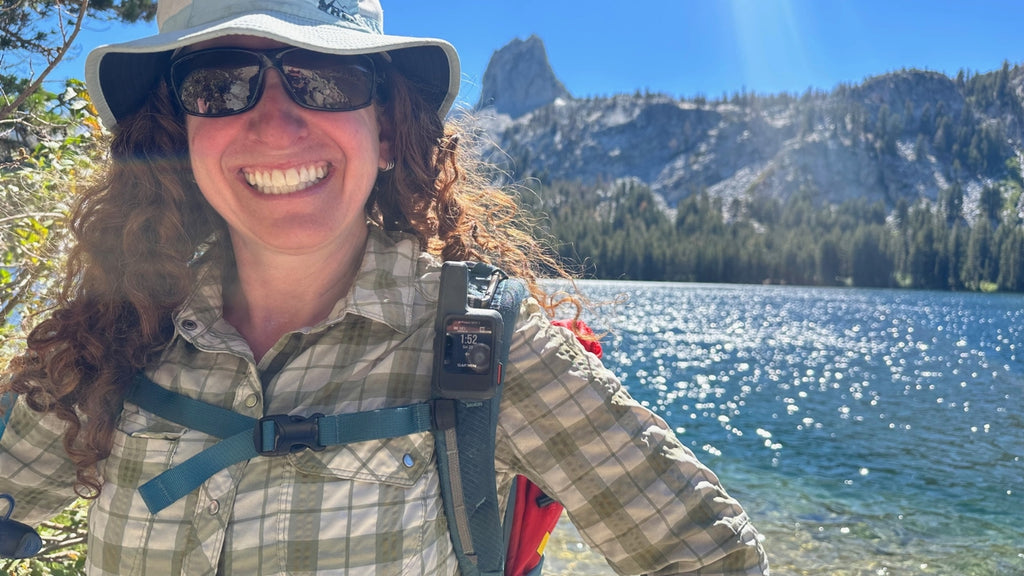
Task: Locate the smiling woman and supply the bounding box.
[181,39,387,322]
[0,1,768,575]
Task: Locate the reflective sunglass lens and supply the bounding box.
[281,53,374,110]
[172,51,261,116]
[171,49,376,116]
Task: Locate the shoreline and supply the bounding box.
[542,515,613,575]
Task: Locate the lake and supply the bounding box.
[543,281,1023,576]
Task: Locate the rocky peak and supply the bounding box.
[476,35,571,118]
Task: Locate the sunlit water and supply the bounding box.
[548,281,1023,576]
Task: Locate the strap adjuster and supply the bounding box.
[255,413,325,455]
[432,399,457,430]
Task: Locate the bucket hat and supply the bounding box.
[85,0,460,128]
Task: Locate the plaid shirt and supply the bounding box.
[1,227,768,575]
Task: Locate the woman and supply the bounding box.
[1,1,769,574]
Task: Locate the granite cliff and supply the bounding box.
[472,37,1024,218]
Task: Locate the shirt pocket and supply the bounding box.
[108,405,192,476]
[286,430,436,488]
[116,404,189,440]
[91,407,196,576]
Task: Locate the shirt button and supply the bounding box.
[244,394,259,408]
[207,500,220,515]
[403,454,415,468]
[181,319,198,331]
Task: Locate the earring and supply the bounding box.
[380,160,395,172]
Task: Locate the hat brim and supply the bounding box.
[85,11,460,128]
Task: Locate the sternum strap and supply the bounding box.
[125,374,433,514]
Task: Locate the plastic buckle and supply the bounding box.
[255,413,325,455]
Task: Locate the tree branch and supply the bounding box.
[1,273,38,324]
[0,0,91,120]
[0,212,66,226]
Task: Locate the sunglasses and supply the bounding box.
[169,47,381,117]
[0,494,41,559]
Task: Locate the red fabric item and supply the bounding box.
[505,319,603,576]
[505,476,563,576]
[551,319,603,359]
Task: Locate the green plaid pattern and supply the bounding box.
[1,226,768,575]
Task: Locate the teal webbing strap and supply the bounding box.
[139,431,255,513]
[127,374,434,514]
[317,405,433,445]
[126,373,252,438]
[0,392,16,441]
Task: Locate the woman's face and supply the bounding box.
[184,37,391,258]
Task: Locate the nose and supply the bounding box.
[246,69,308,143]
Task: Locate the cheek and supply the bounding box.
[186,117,228,181]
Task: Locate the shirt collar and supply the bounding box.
[331,225,423,333]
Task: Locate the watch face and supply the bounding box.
[444,317,495,375]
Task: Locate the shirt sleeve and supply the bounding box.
[0,394,81,525]
[496,299,769,576]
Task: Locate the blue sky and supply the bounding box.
[56,0,1023,108]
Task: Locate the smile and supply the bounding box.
[242,162,329,195]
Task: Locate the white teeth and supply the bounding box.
[243,163,329,195]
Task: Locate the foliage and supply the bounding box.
[2,3,156,574]
[1,79,104,359]
[530,176,1024,292]
[503,60,1024,291]
[1,1,155,125]
[2,0,158,359]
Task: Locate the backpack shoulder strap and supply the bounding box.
[0,392,15,441]
[432,261,526,576]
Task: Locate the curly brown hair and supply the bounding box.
[5,61,578,498]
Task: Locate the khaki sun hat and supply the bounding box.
[85,0,460,128]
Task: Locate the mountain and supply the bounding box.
[475,35,570,119]
[472,38,1024,220]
